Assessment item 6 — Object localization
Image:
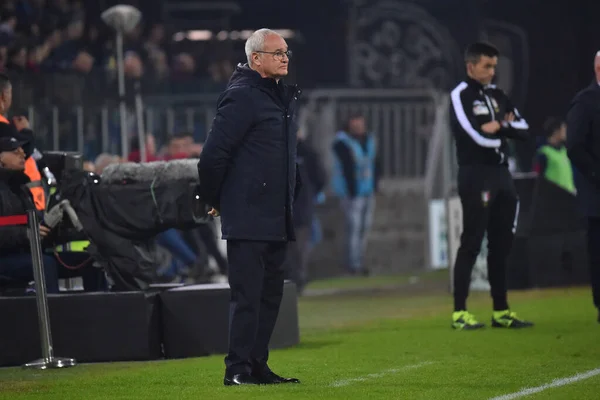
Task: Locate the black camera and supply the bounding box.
[41,152,89,248]
[42,151,84,184]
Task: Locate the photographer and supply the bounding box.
[0,136,60,292]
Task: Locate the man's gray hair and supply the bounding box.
[245,28,281,66]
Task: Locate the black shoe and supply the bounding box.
[252,369,300,384]
[223,373,261,386]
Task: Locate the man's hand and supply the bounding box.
[504,112,515,122]
[13,116,30,132]
[481,120,501,134]
[39,225,51,238]
[208,207,220,217]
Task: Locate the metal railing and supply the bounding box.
[302,88,441,182]
[21,88,442,177]
[24,99,219,161]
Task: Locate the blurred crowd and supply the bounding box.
[86,132,203,175]
[0,0,236,109]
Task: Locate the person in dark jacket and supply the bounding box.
[197,28,301,386]
[0,136,60,293]
[565,51,600,323]
[449,42,533,330]
[534,117,575,195]
[283,128,326,293]
[0,73,48,212]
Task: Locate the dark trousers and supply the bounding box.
[0,254,60,293]
[453,166,518,311]
[225,240,287,375]
[0,252,105,293]
[586,218,600,310]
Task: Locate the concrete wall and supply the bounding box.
[307,179,428,280]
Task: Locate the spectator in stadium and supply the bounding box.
[331,113,381,276]
[534,117,575,195]
[283,127,326,293]
[171,53,196,79]
[0,135,60,293]
[127,134,160,163]
[42,18,90,72]
[25,27,62,72]
[0,9,17,44]
[164,132,201,160]
[155,227,203,284]
[144,23,167,56]
[6,41,27,72]
[124,51,144,78]
[565,51,600,323]
[144,22,169,81]
[82,160,95,173]
[198,28,301,386]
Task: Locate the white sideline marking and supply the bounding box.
[489,368,600,400]
[330,361,434,387]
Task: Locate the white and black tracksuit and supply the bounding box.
[450,77,529,311]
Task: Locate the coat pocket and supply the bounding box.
[246,179,268,205]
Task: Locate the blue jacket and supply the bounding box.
[331,131,377,197]
[197,64,302,241]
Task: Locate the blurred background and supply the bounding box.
[1,0,597,290]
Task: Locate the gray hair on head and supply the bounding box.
[245,28,281,66]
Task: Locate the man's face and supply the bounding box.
[0,147,26,171]
[556,123,567,142]
[253,34,289,79]
[467,55,497,85]
[1,83,12,112]
[348,116,366,136]
[168,137,190,156]
[12,48,27,67]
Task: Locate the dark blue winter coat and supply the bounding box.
[197,64,302,241]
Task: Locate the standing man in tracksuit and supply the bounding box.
[449,42,534,330]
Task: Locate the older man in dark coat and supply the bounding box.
[566,51,600,323]
[197,29,302,386]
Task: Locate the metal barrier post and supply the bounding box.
[101,106,110,154]
[23,209,77,370]
[134,81,147,162]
